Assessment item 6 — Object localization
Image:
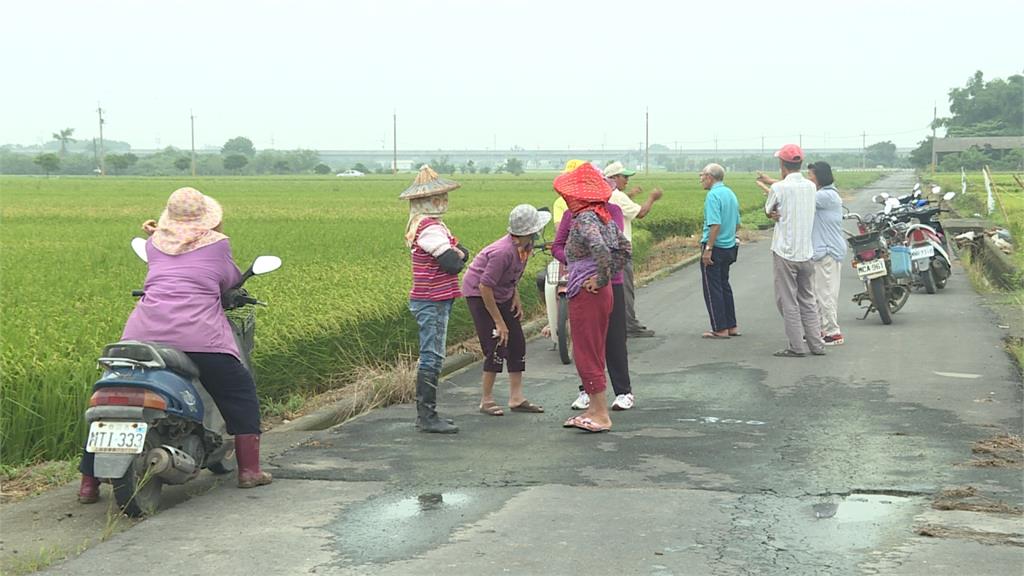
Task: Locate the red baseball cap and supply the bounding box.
[774,144,804,163]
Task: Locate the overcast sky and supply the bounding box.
[3,0,1021,152]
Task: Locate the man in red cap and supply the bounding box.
[756,144,826,357]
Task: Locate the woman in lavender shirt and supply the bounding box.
[78,187,271,504]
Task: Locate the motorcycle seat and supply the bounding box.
[101,340,201,379]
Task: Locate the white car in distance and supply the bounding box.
[336,169,365,177]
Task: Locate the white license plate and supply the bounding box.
[86,421,148,454]
[911,245,935,260]
[857,259,887,279]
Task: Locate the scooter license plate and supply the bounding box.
[857,259,887,279]
[911,245,934,260]
[85,421,148,454]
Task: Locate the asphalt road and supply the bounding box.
[9,172,1022,576]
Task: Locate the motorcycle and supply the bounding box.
[890,187,957,294]
[532,208,572,365]
[84,238,281,517]
[844,199,912,325]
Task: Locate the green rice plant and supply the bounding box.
[0,170,881,465]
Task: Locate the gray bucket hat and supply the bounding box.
[507,204,552,236]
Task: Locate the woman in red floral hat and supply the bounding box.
[553,164,631,433]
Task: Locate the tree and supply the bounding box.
[865,141,897,167]
[479,165,492,174]
[941,71,1024,137]
[908,136,934,169]
[221,136,256,158]
[273,160,291,174]
[174,157,191,172]
[461,160,477,174]
[105,153,137,174]
[33,153,59,176]
[51,128,76,157]
[352,163,370,174]
[505,157,524,176]
[223,154,249,173]
[314,163,331,174]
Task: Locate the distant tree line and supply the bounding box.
[908,71,1024,171]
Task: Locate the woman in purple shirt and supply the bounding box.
[462,205,551,416]
[78,188,271,505]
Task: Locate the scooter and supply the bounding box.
[84,238,281,517]
[897,188,956,293]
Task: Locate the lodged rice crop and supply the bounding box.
[0,170,881,464]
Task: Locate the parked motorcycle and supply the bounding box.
[84,238,281,516]
[844,203,912,325]
[890,187,957,294]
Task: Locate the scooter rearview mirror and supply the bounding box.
[913,183,921,192]
[943,192,956,202]
[131,237,148,263]
[251,255,282,276]
[931,185,942,195]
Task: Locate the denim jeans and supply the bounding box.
[408,299,453,375]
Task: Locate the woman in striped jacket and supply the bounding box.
[401,166,469,434]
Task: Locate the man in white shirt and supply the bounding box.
[603,161,662,338]
[757,144,825,357]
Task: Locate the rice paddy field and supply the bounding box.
[0,170,882,465]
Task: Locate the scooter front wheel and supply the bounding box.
[112,435,164,517]
[557,294,572,365]
[868,277,892,325]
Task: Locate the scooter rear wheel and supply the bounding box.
[112,434,164,517]
[921,268,936,294]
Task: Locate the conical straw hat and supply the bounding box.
[398,165,461,200]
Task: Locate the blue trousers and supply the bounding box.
[408,299,453,375]
[701,244,739,332]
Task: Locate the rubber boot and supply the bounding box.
[415,370,458,434]
[77,474,100,504]
[234,434,273,488]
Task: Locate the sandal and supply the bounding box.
[563,415,584,428]
[702,332,731,339]
[479,400,504,416]
[509,400,544,413]
[773,349,806,358]
[572,417,611,433]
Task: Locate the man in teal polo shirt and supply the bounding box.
[698,163,741,339]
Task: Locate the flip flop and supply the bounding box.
[479,400,504,416]
[773,349,806,358]
[573,417,611,433]
[563,415,583,428]
[509,400,544,413]
[702,332,731,339]
[728,331,743,337]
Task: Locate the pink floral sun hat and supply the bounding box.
[150,187,228,255]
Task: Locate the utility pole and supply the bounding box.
[392,110,397,175]
[930,103,938,176]
[798,133,802,148]
[760,135,765,171]
[97,104,105,176]
[860,129,868,167]
[714,134,718,156]
[190,110,197,177]
[92,137,98,168]
[644,107,649,175]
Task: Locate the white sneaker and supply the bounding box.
[612,393,635,411]
[571,391,590,410]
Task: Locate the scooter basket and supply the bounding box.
[225,307,255,359]
[545,259,564,285]
[889,246,913,279]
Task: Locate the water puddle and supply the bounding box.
[326,488,517,566]
[813,493,913,523]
